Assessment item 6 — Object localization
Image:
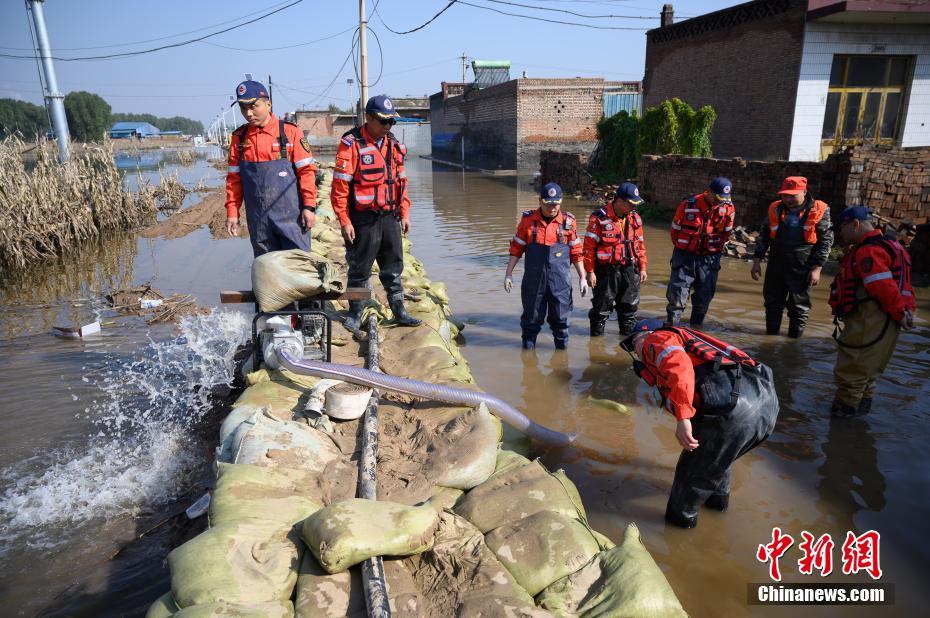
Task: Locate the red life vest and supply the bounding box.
[345,128,407,213]
[767,199,828,244]
[670,195,734,254]
[592,208,642,266]
[829,234,913,318]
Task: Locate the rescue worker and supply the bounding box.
[584,182,648,337]
[622,319,779,528]
[665,177,736,326]
[332,95,420,331]
[505,182,587,350]
[750,176,833,338]
[225,80,317,257]
[828,206,916,418]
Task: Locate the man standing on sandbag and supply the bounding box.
[505,182,587,350]
[621,319,779,528]
[332,95,420,330]
[225,79,318,257]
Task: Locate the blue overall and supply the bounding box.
[520,221,573,347]
[237,120,310,257]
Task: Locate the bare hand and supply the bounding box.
[401,219,410,235]
[807,266,822,287]
[639,270,648,284]
[750,260,762,281]
[341,223,356,245]
[301,210,316,231]
[586,271,596,288]
[675,419,699,451]
[226,217,239,237]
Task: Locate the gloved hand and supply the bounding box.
[902,308,916,330]
[504,275,513,293]
[579,278,588,297]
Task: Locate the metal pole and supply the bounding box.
[268,74,273,105]
[358,0,369,125]
[461,52,467,83]
[28,0,69,163]
[359,315,391,618]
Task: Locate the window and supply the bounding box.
[821,55,912,157]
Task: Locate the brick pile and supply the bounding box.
[539,151,592,194]
[846,145,930,225]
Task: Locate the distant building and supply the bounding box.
[109,122,160,139]
[643,0,930,161]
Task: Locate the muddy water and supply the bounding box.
[1,153,927,616]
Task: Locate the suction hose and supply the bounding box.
[276,349,576,448]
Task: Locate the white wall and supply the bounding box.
[788,21,930,161]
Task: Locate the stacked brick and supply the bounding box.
[846,146,930,225]
[539,151,592,194]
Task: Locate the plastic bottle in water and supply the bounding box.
[185,492,211,519]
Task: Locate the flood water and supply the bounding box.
[1,154,928,616]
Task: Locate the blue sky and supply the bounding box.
[1,0,743,127]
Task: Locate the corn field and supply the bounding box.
[0,137,160,273]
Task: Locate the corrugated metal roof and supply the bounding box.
[110,122,159,133]
[472,60,511,89]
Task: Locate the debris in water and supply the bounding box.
[52,321,102,339]
[185,492,212,519]
[586,396,630,415]
[106,284,205,324]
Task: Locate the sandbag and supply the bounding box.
[535,523,687,617]
[300,499,440,574]
[252,249,344,312]
[295,553,424,617]
[173,601,294,617]
[145,592,177,618]
[421,403,500,490]
[218,407,341,471]
[490,449,531,480]
[484,510,601,597]
[168,521,302,608]
[209,463,322,527]
[232,379,303,420]
[454,460,586,533]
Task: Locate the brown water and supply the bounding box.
[1,155,927,616]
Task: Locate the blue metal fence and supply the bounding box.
[603,93,642,118]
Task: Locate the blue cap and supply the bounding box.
[620,318,665,352]
[835,205,871,228]
[709,177,733,202]
[365,94,399,117]
[540,182,563,203]
[233,80,269,105]
[615,182,644,206]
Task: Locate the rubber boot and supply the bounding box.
[665,310,680,327]
[830,399,860,418]
[857,397,873,416]
[343,300,362,332]
[704,493,730,511]
[664,506,697,529]
[590,321,606,337]
[787,320,804,339]
[765,312,782,336]
[388,295,421,327]
[688,312,706,328]
[522,338,536,350]
[618,319,635,337]
[554,337,567,350]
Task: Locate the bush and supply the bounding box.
[0,99,50,139]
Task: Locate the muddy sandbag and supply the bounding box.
[455,460,586,533]
[209,463,322,527]
[232,379,303,419]
[490,449,531,480]
[427,486,465,511]
[219,407,341,471]
[407,511,539,617]
[300,499,440,574]
[536,523,687,617]
[173,601,294,617]
[485,510,601,597]
[145,592,177,618]
[252,249,344,312]
[168,521,302,608]
[295,553,424,617]
[421,403,500,490]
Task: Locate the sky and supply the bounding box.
[0,0,745,129]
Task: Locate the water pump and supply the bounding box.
[260,315,304,370]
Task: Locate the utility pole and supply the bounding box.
[268,74,273,105]
[27,0,70,163]
[358,0,369,124]
[461,53,468,83]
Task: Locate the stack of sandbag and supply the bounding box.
[252,249,344,312]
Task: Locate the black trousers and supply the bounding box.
[588,262,640,332]
[763,251,813,329]
[666,363,779,522]
[346,210,404,299]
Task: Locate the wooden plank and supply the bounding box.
[219,288,371,304]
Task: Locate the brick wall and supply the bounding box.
[429,81,519,169]
[643,0,808,161]
[637,145,930,229]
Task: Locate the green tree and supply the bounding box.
[64,91,111,142]
[110,112,204,135]
[0,99,50,139]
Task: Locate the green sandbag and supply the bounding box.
[145,592,177,618]
[232,379,303,419]
[490,449,531,480]
[300,499,440,574]
[422,404,500,491]
[173,601,294,617]
[485,510,601,597]
[168,521,301,608]
[454,460,586,533]
[252,249,344,312]
[536,523,687,617]
[209,463,322,527]
[427,486,464,511]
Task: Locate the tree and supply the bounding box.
[64,91,111,142]
[0,99,50,139]
[110,112,204,135]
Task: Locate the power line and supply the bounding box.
[199,27,354,52]
[478,0,658,18]
[375,1,459,35]
[0,0,304,61]
[455,0,650,29]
